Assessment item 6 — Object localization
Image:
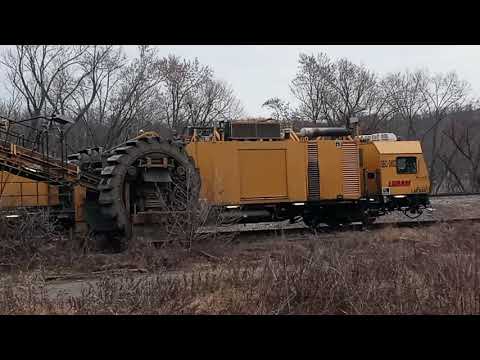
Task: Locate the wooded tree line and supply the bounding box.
[0,45,243,151]
[263,52,480,193]
[0,46,478,193]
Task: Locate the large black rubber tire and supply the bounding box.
[97,136,200,251]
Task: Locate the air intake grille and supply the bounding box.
[342,141,361,198]
[229,122,281,139]
[307,142,320,200]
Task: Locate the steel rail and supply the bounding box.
[148,217,480,246]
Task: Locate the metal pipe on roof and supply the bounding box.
[299,127,351,139]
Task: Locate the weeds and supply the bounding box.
[0,209,65,271]
[1,223,478,314]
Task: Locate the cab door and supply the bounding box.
[414,155,430,193]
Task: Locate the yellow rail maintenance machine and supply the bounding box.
[0,116,430,250]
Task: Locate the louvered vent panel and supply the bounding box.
[307,142,320,200]
[342,141,361,198]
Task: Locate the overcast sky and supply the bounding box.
[123,45,480,117]
[3,45,480,117]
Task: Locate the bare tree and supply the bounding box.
[0,85,23,119]
[380,70,428,139]
[185,79,243,127]
[442,119,480,192]
[435,130,466,193]
[0,45,129,152]
[262,97,297,127]
[68,50,243,149]
[290,53,334,125]
[100,46,163,148]
[153,55,244,133]
[290,53,379,127]
[157,55,212,131]
[356,80,395,134]
[379,69,472,189]
[1,46,90,123]
[328,58,378,127]
[60,46,127,150]
[420,72,471,186]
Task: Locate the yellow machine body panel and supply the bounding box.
[0,171,60,208]
[316,140,361,200]
[359,141,430,196]
[317,141,343,199]
[238,149,288,200]
[186,140,308,205]
[359,142,381,196]
[373,141,423,154]
[186,138,362,205]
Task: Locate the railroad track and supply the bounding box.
[144,193,480,245]
[4,192,479,246]
[236,217,480,239]
[430,192,480,197]
[148,216,480,247]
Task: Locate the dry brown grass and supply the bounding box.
[0,209,70,271]
[0,200,238,276]
[1,222,478,314]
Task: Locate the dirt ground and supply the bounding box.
[6,225,470,300]
[0,195,479,307]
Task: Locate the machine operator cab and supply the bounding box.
[358,133,430,216]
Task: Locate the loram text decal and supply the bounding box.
[388,180,411,187]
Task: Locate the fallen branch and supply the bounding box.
[195,250,220,261]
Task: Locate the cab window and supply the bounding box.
[396,157,417,174]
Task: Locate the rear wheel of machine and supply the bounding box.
[97,137,200,252]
